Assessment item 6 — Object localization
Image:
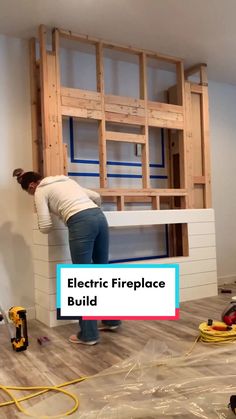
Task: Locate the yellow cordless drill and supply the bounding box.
[8,307,28,352]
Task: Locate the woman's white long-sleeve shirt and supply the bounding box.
[34,176,101,233]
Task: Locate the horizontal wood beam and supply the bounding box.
[60,87,185,128]
[105,102,145,117]
[190,83,203,94]
[185,63,207,78]
[102,196,172,204]
[61,95,102,111]
[61,87,101,101]
[105,111,145,125]
[106,94,144,108]
[106,131,145,143]
[66,91,182,114]
[61,105,102,119]
[96,188,187,197]
[185,64,208,87]
[148,114,184,129]
[58,28,182,64]
[193,176,206,184]
[148,101,183,114]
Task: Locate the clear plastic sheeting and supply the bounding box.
[17,340,236,419]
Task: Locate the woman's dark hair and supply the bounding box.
[13,168,42,190]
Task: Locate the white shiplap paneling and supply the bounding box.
[33,209,217,326]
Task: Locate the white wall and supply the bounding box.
[209,81,236,283]
[0,35,35,315]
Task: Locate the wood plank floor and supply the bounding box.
[0,285,235,418]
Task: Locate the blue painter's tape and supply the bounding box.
[109,254,168,263]
[68,117,165,168]
[68,172,167,179]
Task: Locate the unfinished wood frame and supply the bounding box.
[184,64,211,208]
[167,64,211,210]
[30,25,211,211]
[29,38,43,174]
[185,63,208,86]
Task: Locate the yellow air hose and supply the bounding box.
[199,321,236,344]
[0,376,88,418]
[185,320,236,357]
[0,360,168,418]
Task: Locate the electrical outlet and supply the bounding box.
[135,144,142,157]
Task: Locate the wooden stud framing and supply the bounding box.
[106,131,146,144]
[117,196,125,211]
[63,143,68,175]
[34,25,212,217]
[39,25,64,175]
[52,28,65,173]
[96,42,107,188]
[29,24,213,264]
[151,196,160,210]
[38,25,49,174]
[200,65,208,86]
[190,84,203,94]
[96,188,187,196]
[193,176,206,184]
[29,38,42,174]
[201,85,212,207]
[60,86,184,128]
[58,28,182,64]
[184,79,212,209]
[176,61,185,107]
[139,52,150,188]
[177,62,188,200]
[185,63,208,86]
[174,63,191,209]
[184,81,194,208]
[97,188,186,211]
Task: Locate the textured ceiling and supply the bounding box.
[0,0,236,84]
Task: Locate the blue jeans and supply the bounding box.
[67,208,121,342]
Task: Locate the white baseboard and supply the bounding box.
[218,275,236,286]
